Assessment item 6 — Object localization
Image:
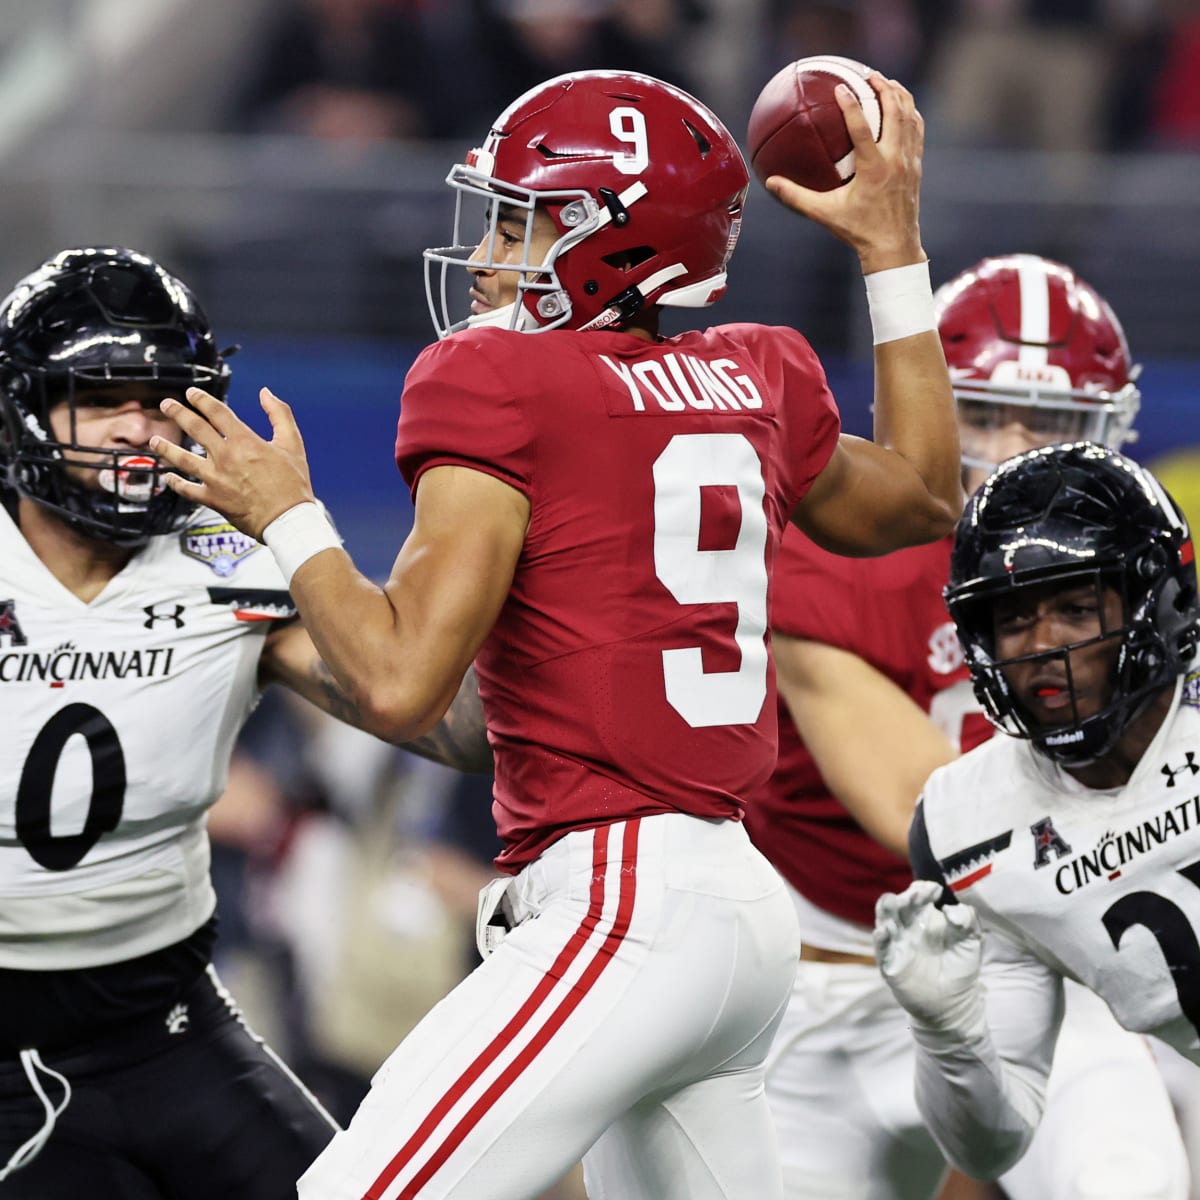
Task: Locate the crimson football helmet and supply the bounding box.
[424,70,750,337]
[935,254,1141,476]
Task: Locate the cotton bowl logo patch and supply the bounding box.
[181,521,260,577]
[1184,669,1200,710]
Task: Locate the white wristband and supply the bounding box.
[262,501,341,586]
[865,260,936,345]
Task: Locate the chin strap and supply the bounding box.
[578,264,694,332]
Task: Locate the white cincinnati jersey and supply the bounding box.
[917,662,1200,1062]
[0,505,295,970]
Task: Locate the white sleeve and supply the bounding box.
[911,926,1064,1179]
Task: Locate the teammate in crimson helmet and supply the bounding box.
[750,257,1189,1200]
[937,252,1140,487]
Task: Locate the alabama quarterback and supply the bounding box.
[155,68,960,1200]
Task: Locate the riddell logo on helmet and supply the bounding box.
[1046,728,1086,745]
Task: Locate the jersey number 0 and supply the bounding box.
[17,703,126,870]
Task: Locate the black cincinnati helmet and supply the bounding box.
[0,246,232,545]
[946,442,1199,766]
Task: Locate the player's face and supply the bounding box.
[48,381,185,492]
[991,579,1124,726]
[467,203,559,316]
[959,399,1091,494]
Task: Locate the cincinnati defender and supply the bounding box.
[0,248,488,1200]
[154,69,960,1200]
[876,444,1199,1193]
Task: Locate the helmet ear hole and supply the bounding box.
[1136,544,1168,583]
[602,247,656,273]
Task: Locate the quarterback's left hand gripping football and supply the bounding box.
[152,386,316,542]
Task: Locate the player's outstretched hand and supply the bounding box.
[152,387,316,542]
[874,880,983,1033]
[768,72,924,275]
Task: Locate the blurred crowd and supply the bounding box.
[222,0,1200,153]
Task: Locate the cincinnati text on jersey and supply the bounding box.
[0,643,176,684]
[1055,792,1200,895]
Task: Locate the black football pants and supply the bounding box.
[0,967,338,1199]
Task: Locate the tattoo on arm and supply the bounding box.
[304,659,493,774]
[306,655,365,728]
[400,665,493,774]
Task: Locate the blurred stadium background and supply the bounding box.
[2,0,1197,575]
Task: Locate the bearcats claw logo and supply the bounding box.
[0,599,28,647]
[165,1003,189,1035]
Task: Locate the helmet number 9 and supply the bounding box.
[653,433,768,728]
[610,107,649,176]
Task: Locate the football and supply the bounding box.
[747,56,883,192]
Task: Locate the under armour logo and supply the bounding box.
[165,1003,189,1035]
[143,603,185,629]
[1032,816,1072,868]
[0,598,28,646]
[1162,753,1200,788]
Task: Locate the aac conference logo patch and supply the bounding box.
[0,598,28,646]
[181,520,260,578]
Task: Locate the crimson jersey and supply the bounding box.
[745,529,978,926]
[396,323,839,870]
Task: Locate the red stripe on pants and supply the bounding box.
[363,820,641,1200]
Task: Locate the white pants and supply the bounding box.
[299,814,800,1200]
[765,963,1189,1200]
